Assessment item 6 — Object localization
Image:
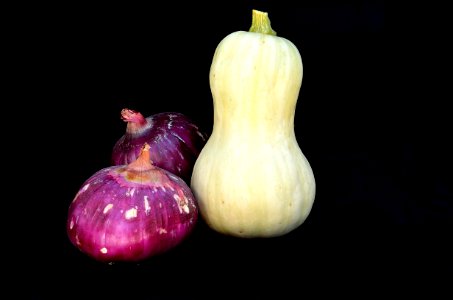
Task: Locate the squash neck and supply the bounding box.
[212,105,296,138]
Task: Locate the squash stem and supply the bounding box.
[249,9,277,36]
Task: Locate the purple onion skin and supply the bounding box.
[67,161,198,262]
[112,111,208,183]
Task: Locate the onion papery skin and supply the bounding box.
[112,110,208,183]
[67,153,198,262]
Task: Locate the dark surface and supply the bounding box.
[22,1,451,298]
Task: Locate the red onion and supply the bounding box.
[67,143,198,262]
[112,109,208,183]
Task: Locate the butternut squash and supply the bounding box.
[191,10,316,237]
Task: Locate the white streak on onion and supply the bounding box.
[144,196,150,215]
[103,204,113,214]
[125,207,138,219]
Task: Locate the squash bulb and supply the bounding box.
[191,10,316,237]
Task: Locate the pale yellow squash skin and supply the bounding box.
[191,13,316,238]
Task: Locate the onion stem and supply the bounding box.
[127,143,154,171]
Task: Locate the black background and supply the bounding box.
[21,0,451,298]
